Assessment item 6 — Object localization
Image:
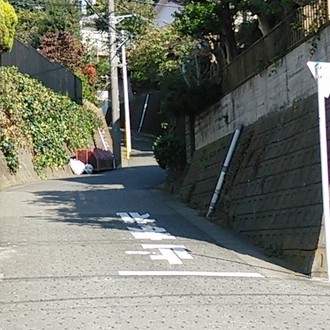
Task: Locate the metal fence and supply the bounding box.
[1,39,82,104]
[220,0,330,95]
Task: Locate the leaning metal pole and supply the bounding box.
[206,126,242,217]
[109,0,121,167]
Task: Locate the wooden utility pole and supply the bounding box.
[108,0,121,167]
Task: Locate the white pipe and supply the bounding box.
[138,93,150,133]
[121,39,132,159]
[98,128,108,151]
[316,65,330,281]
[206,126,242,217]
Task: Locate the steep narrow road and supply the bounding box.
[0,133,330,329]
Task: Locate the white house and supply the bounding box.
[155,0,183,27]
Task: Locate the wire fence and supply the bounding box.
[220,0,330,95]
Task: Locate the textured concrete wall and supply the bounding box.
[194,24,330,150]
[181,95,329,276]
[181,25,330,277]
[0,150,73,190]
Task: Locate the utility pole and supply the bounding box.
[121,31,132,159]
[108,0,121,168]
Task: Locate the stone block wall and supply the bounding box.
[181,95,329,276]
[180,133,233,210]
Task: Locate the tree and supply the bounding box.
[43,0,81,39]
[38,31,84,72]
[128,22,221,120]
[174,0,313,65]
[8,0,45,11]
[14,9,47,46]
[93,0,155,38]
[128,25,192,91]
[0,0,18,53]
[12,0,81,47]
[37,31,98,104]
[174,0,239,65]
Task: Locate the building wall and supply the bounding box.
[155,0,182,27]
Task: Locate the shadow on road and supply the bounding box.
[23,171,303,278]
[21,132,304,278]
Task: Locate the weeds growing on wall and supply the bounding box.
[0,66,101,176]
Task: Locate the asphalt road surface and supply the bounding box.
[1,133,330,329]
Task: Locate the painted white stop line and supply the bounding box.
[118,271,264,278]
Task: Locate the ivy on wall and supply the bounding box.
[0,66,101,176]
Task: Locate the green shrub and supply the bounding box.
[153,134,186,171]
[0,0,18,53]
[0,66,101,176]
[0,135,19,173]
[76,72,98,105]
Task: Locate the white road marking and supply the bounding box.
[125,251,151,255]
[118,212,255,270]
[129,212,156,224]
[141,244,187,249]
[127,225,167,233]
[118,271,264,278]
[129,231,176,240]
[170,247,194,260]
[116,212,156,224]
[131,212,150,219]
[127,225,176,240]
[142,244,193,264]
[150,248,183,264]
[116,212,135,223]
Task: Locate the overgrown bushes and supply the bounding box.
[0,66,101,175]
[153,134,186,172]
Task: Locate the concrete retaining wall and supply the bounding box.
[194,24,330,150]
[181,96,329,276]
[0,149,73,190]
[181,25,330,277]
